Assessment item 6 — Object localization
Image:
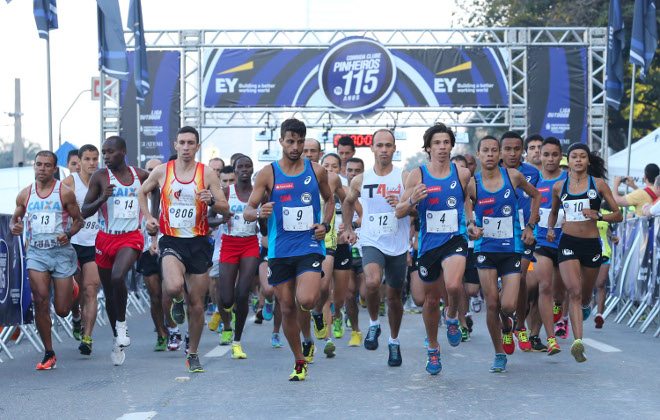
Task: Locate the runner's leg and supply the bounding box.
[28,270,55,352]
[185,272,210,354]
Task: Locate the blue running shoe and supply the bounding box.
[582,305,592,321]
[446,318,462,347]
[263,300,274,321]
[489,353,507,373]
[388,343,402,367]
[364,325,381,350]
[424,336,429,349]
[426,349,442,375]
[271,332,282,348]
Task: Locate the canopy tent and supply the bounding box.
[608,127,660,181]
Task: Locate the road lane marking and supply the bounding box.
[117,412,157,420]
[582,338,622,353]
[204,345,231,358]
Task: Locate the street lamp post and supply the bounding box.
[58,89,92,149]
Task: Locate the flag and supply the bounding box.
[606,0,625,109]
[33,0,58,40]
[630,0,658,80]
[128,0,150,105]
[97,0,128,80]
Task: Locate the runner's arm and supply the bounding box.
[546,181,562,232]
[395,168,423,218]
[243,167,272,223]
[206,166,230,217]
[342,173,363,236]
[81,170,110,218]
[9,187,29,236]
[61,186,84,238]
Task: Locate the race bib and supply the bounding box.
[563,198,590,222]
[114,197,139,219]
[283,205,313,231]
[426,209,458,233]
[483,216,513,239]
[32,211,56,234]
[231,213,257,236]
[169,205,196,228]
[81,215,99,232]
[366,212,396,236]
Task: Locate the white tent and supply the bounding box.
[608,127,660,181]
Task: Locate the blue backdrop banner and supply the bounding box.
[0,214,32,326]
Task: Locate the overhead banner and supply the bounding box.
[0,215,32,325]
[527,47,588,149]
[202,37,509,112]
[120,50,181,166]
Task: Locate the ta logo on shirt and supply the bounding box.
[304,176,312,185]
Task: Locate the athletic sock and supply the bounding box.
[369,319,380,327]
[388,336,400,345]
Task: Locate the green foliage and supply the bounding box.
[404,151,428,171]
[0,138,41,168]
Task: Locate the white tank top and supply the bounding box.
[359,167,410,256]
[26,181,68,249]
[226,184,258,237]
[100,167,142,234]
[70,173,99,246]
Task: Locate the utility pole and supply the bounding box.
[9,78,24,167]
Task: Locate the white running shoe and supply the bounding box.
[111,340,125,366]
[115,321,131,348]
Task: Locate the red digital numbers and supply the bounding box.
[333,134,373,148]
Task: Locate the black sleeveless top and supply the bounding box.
[560,175,601,222]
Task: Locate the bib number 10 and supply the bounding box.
[341,69,378,96]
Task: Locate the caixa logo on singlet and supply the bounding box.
[318,37,396,113]
[0,239,9,305]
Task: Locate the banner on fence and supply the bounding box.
[0,214,31,325]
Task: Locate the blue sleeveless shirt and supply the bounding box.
[535,171,567,249]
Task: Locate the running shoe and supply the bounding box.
[516,328,532,352]
[312,312,327,339]
[489,353,507,373]
[111,340,125,366]
[582,305,592,321]
[171,298,186,325]
[302,340,315,363]
[425,348,442,375]
[594,313,605,329]
[502,330,515,355]
[154,336,167,352]
[332,317,345,339]
[466,314,474,333]
[348,331,362,347]
[251,295,259,313]
[560,318,569,339]
[271,333,283,348]
[379,302,386,317]
[446,319,462,347]
[424,336,429,349]
[79,335,93,355]
[547,336,561,355]
[231,343,247,359]
[554,320,567,339]
[167,332,182,351]
[530,335,548,352]
[186,353,204,373]
[552,303,562,323]
[184,332,190,355]
[387,343,402,367]
[115,321,130,348]
[364,324,381,350]
[359,295,367,308]
[323,339,336,358]
[262,300,274,321]
[72,318,82,341]
[344,313,351,329]
[36,351,57,370]
[461,327,470,342]
[220,329,233,346]
[289,360,307,381]
[254,309,264,325]
[208,312,221,332]
[470,296,482,313]
[571,339,587,363]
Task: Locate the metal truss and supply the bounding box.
[105,28,607,149]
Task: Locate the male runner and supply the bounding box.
[82,136,150,366]
[10,151,83,369]
[67,149,81,174]
[219,166,237,188]
[343,129,410,367]
[336,135,356,183]
[63,144,101,355]
[344,157,365,346]
[467,136,540,372]
[524,134,543,171]
[500,131,540,353]
[138,126,229,373]
[396,123,472,375]
[243,118,334,381]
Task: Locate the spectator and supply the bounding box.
[642,176,660,217]
[219,165,236,188]
[613,163,659,216]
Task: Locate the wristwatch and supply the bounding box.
[208,196,216,207]
[525,222,536,230]
[597,212,603,221]
[321,222,331,233]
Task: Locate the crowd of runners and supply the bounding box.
[12,118,636,380]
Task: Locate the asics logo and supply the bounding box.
[592,254,601,262]
[341,259,349,265]
[456,247,463,252]
[312,261,321,268]
[304,176,312,185]
[515,260,521,268]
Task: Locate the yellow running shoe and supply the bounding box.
[220,329,233,346]
[302,341,315,363]
[348,331,362,347]
[231,342,247,359]
[571,339,587,363]
[208,312,221,332]
[289,361,307,381]
[312,312,328,339]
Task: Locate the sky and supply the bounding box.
[0,0,461,169]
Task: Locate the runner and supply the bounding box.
[396,123,472,375]
[466,136,540,373]
[66,149,81,174]
[342,129,410,367]
[524,134,543,171]
[546,143,621,362]
[336,135,356,183]
[138,126,229,373]
[217,155,265,359]
[62,144,101,355]
[82,136,150,366]
[499,131,540,353]
[532,136,567,355]
[243,118,333,381]
[344,157,365,347]
[10,151,83,369]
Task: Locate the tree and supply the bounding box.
[404,151,428,171]
[0,138,41,168]
[458,0,659,152]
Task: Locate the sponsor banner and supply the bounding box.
[202,37,509,111]
[0,214,32,325]
[527,47,588,149]
[120,51,181,166]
